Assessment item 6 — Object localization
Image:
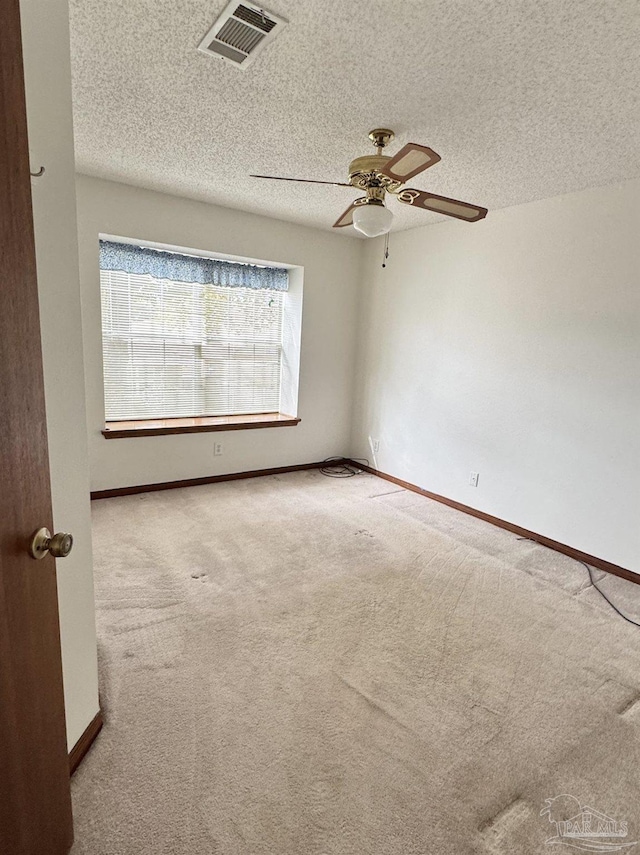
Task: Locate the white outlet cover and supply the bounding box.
[469,471,479,487]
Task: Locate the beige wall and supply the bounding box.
[351,178,640,572]
[76,175,363,492]
[20,0,99,748]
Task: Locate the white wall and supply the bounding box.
[351,178,640,572]
[15,1,637,761]
[76,176,362,492]
[20,0,99,748]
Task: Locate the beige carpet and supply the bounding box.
[71,470,640,854]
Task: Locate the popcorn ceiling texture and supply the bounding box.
[68,0,640,234]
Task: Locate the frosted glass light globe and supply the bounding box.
[352,203,393,238]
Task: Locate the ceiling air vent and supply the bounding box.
[198,2,287,69]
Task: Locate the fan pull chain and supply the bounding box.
[382,232,390,268]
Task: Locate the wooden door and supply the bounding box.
[0,0,74,852]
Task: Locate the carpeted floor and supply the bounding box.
[71,470,640,854]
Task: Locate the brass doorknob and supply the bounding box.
[29,527,73,560]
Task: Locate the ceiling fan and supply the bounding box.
[251,128,488,237]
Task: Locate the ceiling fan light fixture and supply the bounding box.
[352,200,393,238]
[252,129,487,231]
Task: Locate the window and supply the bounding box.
[99,239,300,432]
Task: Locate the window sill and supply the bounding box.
[101,413,301,439]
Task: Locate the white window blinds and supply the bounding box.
[100,269,285,421]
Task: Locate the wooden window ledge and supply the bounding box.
[102,413,300,439]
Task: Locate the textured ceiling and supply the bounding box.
[69,0,640,235]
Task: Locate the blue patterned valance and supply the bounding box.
[99,240,289,291]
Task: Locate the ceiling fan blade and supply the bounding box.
[333,198,364,228]
[250,174,353,187]
[397,188,487,222]
[379,143,441,183]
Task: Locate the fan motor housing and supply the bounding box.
[348,154,402,192]
[349,154,389,175]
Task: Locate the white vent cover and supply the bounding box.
[198,3,287,69]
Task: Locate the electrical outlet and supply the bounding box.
[371,438,380,453]
[469,471,479,487]
[214,442,223,456]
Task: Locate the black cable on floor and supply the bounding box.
[580,560,640,628]
[319,457,369,478]
[517,536,640,628]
